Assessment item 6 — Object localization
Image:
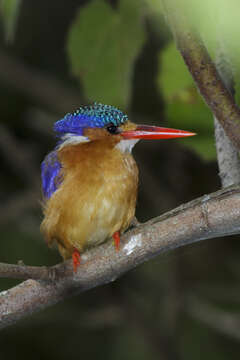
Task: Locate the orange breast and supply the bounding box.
[40,140,138,259]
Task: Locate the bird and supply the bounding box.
[40,103,195,271]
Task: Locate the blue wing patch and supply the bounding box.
[41,150,62,199]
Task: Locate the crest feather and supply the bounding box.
[54,103,128,137]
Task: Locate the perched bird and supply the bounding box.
[41,103,195,271]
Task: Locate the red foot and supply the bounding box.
[113,231,120,251]
[72,249,81,272]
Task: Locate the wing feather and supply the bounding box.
[41,150,62,199]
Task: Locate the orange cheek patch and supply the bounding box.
[84,127,107,140]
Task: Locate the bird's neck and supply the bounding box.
[57,139,135,173]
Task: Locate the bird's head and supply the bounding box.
[54,103,195,152]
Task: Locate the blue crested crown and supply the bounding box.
[54,103,128,136]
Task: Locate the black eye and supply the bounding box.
[106,123,119,134]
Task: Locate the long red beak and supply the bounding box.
[121,125,196,140]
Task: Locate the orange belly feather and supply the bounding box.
[40,140,138,259]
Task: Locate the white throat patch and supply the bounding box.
[115,139,139,153]
[58,134,89,150]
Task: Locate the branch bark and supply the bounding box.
[214,17,240,186]
[0,185,240,329]
[162,0,240,150]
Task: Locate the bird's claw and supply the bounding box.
[72,249,81,272]
[113,231,120,251]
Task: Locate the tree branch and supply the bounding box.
[162,0,240,150]
[0,185,240,329]
[214,17,240,186]
[214,118,240,186]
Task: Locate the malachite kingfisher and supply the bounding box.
[40,103,195,271]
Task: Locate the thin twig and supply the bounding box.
[0,185,240,329]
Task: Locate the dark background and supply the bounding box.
[0,1,239,359]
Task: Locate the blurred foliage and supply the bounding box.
[158,43,194,101]
[0,1,240,360]
[158,42,216,160]
[67,0,146,108]
[67,0,217,160]
[166,0,240,102]
[0,0,21,42]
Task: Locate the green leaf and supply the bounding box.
[158,42,194,101]
[0,0,21,42]
[67,0,146,108]
[144,0,163,16]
